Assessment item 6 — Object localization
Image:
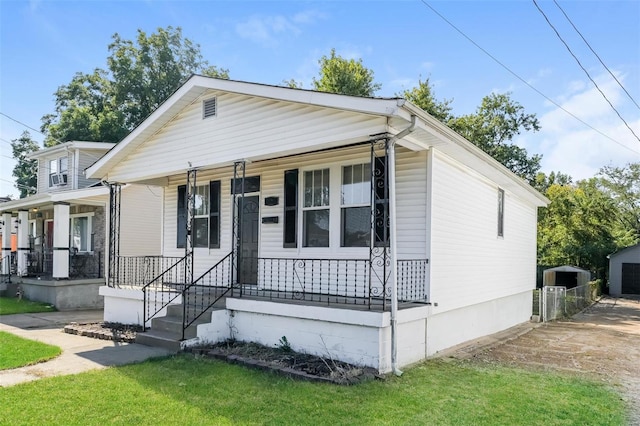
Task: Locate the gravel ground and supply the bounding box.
[462,297,640,425]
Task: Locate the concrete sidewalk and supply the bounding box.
[0,310,172,387]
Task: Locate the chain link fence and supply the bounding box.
[532,282,600,322]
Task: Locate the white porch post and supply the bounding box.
[53,202,70,279]
[17,210,29,276]
[1,212,12,275]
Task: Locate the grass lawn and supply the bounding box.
[0,331,62,370]
[0,297,56,315]
[0,355,625,425]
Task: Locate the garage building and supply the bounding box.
[609,243,640,296]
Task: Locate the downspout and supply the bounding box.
[388,114,416,376]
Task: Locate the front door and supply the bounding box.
[238,196,259,284]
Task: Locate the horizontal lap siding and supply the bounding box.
[77,150,107,189]
[119,185,163,256]
[162,145,429,279]
[429,150,537,312]
[108,90,387,182]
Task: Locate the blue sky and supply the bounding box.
[1,0,639,197]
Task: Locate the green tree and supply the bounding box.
[10,131,39,198]
[537,179,618,278]
[313,49,381,97]
[597,163,640,245]
[533,171,573,194]
[42,26,229,146]
[448,93,542,184]
[399,78,453,122]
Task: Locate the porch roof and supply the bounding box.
[0,186,110,213]
[86,75,548,207]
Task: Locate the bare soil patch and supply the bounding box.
[461,297,640,425]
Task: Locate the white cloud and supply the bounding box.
[535,72,640,180]
[235,10,325,47]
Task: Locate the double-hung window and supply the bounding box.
[341,163,371,247]
[303,169,330,247]
[177,181,221,249]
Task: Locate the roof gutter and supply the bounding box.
[387,114,416,377]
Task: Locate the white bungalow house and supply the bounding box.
[86,75,548,374]
[0,141,162,309]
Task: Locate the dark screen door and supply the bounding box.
[238,196,259,284]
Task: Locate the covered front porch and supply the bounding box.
[0,188,108,309]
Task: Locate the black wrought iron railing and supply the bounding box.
[181,252,234,339]
[243,257,429,309]
[142,253,192,329]
[397,259,429,302]
[112,255,183,288]
[20,250,102,279]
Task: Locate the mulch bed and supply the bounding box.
[64,322,381,384]
[63,322,142,343]
[189,340,382,385]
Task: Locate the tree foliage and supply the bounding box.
[537,178,618,278]
[448,93,542,184]
[597,163,640,245]
[313,49,381,97]
[41,26,228,146]
[10,131,39,198]
[399,78,452,123]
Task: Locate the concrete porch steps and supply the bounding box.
[136,297,227,352]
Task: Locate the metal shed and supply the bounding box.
[543,265,591,289]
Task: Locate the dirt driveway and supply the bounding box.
[466,297,640,424]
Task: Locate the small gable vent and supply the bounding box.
[203,98,217,119]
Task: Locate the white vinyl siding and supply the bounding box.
[77,149,108,189]
[428,149,537,313]
[161,145,429,279]
[118,185,163,256]
[104,91,387,183]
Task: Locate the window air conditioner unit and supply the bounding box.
[50,174,60,186]
[60,173,68,184]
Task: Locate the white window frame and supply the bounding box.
[299,157,373,252]
[192,184,209,248]
[497,188,505,238]
[69,213,93,253]
[302,168,330,248]
[48,156,69,187]
[340,162,371,247]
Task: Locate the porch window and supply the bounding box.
[283,169,298,248]
[70,215,92,252]
[177,181,221,249]
[303,168,329,247]
[498,188,505,237]
[341,163,371,247]
[193,185,209,248]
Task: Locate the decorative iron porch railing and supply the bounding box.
[113,255,183,288]
[22,250,103,279]
[122,253,428,335]
[142,253,192,329]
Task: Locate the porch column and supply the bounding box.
[1,212,11,275]
[52,202,70,279]
[17,210,29,276]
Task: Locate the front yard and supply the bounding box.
[0,355,624,425]
[0,297,56,315]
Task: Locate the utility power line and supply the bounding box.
[553,0,640,111]
[419,0,640,156]
[533,0,640,143]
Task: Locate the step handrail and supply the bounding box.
[142,252,192,330]
[181,251,234,339]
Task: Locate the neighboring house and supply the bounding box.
[87,76,548,373]
[608,244,640,296]
[0,141,162,309]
